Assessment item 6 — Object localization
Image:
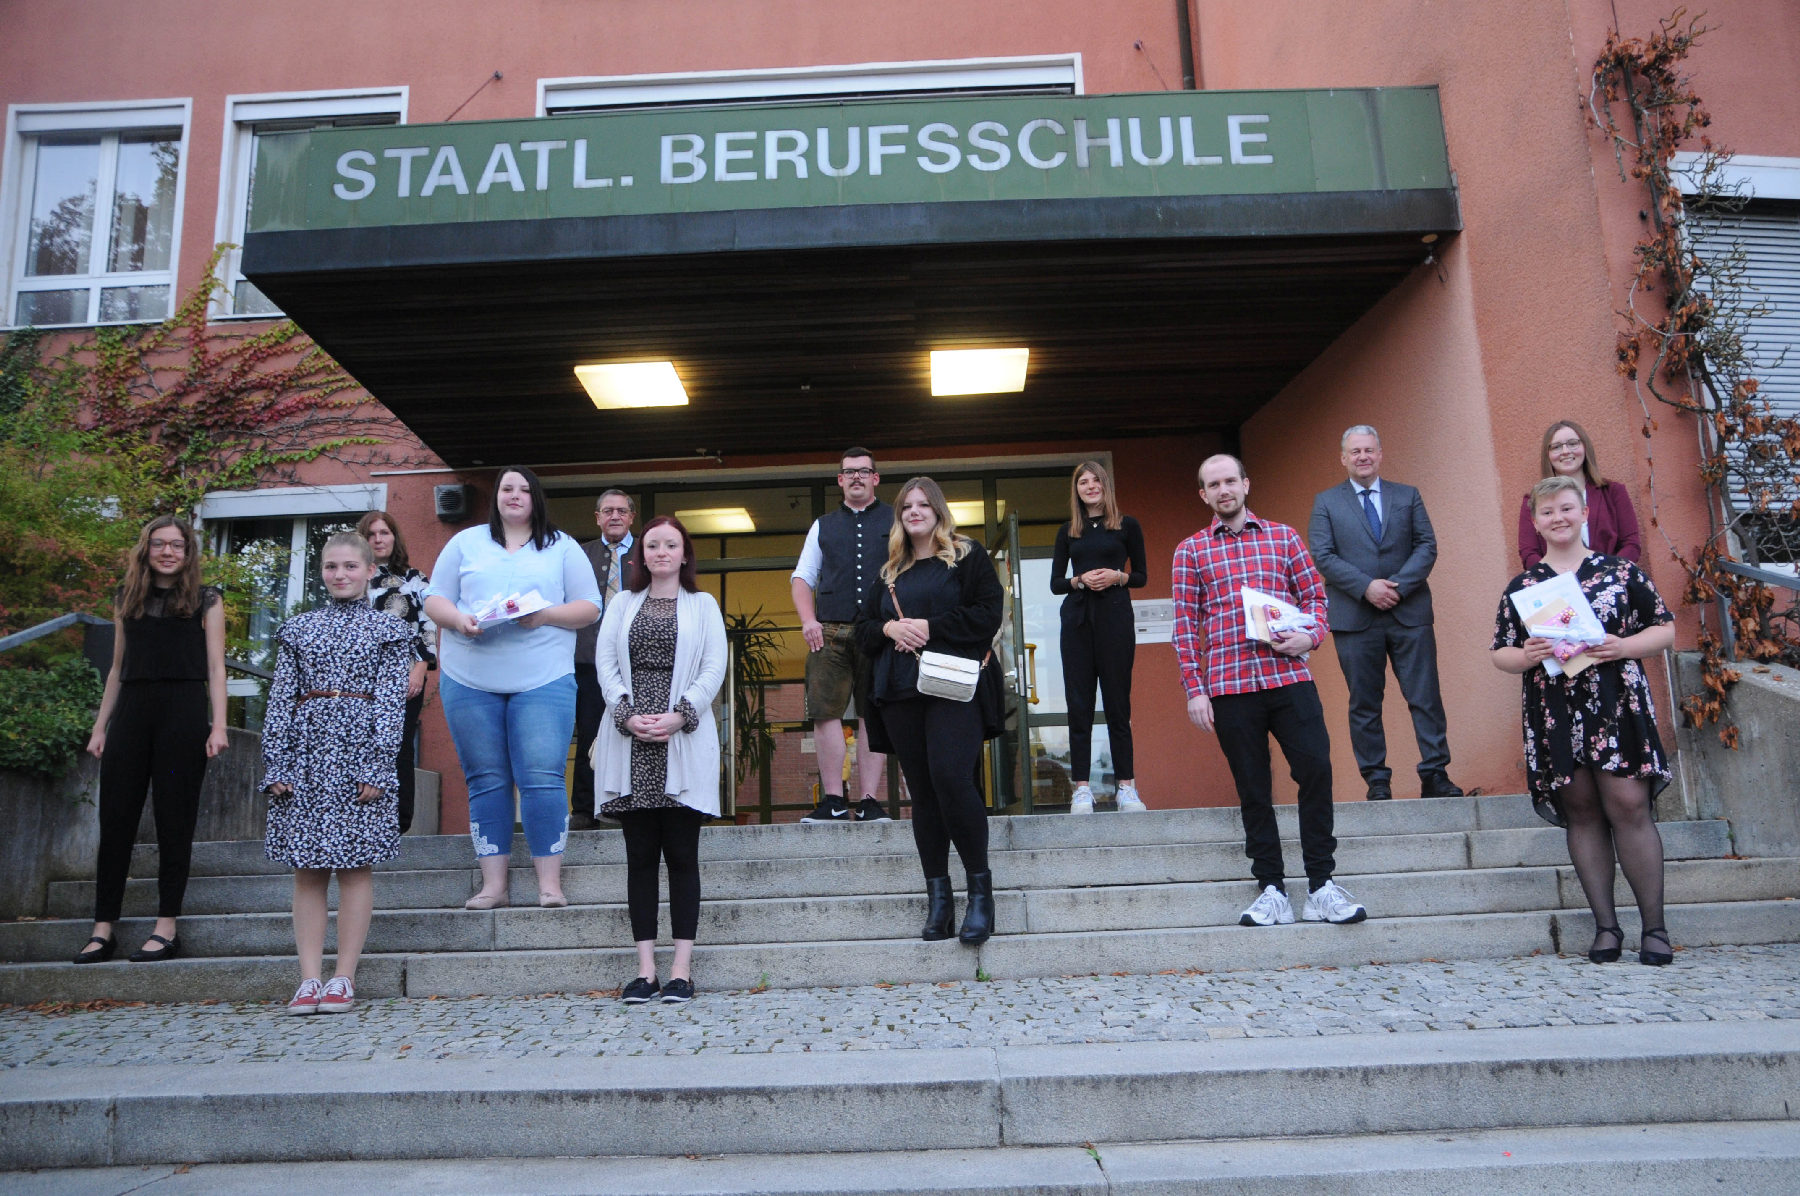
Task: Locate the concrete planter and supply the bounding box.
[1674,652,1800,858]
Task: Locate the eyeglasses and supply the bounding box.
[838,468,877,479]
[148,538,187,552]
[1549,439,1584,451]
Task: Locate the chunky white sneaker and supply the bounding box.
[1238,885,1294,927]
[1114,785,1147,813]
[286,977,323,1016]
[318,975,355,1013]
[1068,785,1095,815]
[1302,880,1368,924]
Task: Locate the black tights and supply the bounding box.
[618,807,706,942]
[880,697,989,880]
[1558,768,1666,949]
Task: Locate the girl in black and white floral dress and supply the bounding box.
[262,532,412,1014]
[1492,477,1676,968]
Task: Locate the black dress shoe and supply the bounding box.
[568,812,600,831]
[1365,783,1392,801]
[128,934,181,963]
[1639,926,1674,966]
[72,935,116,964]
[1588,924,1624,963]
[1420,771,1465,798]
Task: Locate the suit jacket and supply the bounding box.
[574,536,634,665]
[1307,478,1438,632]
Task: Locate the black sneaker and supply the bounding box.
[620,976,660,1004]
[854,796,892,822]
[800,795,851,823]
[660,978,695,1004]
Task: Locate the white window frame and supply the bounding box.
[1,98,192,330]
[539,54,1083,114]
[1671,152,1800,201]
[197,483,388,696]
[212,87,407,319]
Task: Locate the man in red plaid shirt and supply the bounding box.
[1173,454,1368,927]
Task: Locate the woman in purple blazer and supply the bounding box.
[1517,419,1643,569]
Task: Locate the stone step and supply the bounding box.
[115,792,1549,879]
[44,820,1734,919]
[2,1021,1795,1169]
[4,899,1796,1005]
[15,1121,1795,1195]
[7,857,1792,964]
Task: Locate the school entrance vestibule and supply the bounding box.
[545,459,1107,820]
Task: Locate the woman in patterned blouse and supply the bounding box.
[261,532,412,1014]
[358,511,438,835]
[1492,476,1676,967]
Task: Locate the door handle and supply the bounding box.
[1024,642,1040,705]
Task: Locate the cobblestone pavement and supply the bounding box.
[2,944,1796,1068]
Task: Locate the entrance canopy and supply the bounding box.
[243,88,1458,467]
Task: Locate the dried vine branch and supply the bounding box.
[1589,8,1800,742]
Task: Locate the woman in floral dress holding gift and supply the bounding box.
[1491,476,1676,967]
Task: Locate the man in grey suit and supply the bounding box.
[1307,426,1462,801]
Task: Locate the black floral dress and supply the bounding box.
[261,598,413,868]
[600,597,700,816]
[1491,554,1674,827]
[369,564,439,670]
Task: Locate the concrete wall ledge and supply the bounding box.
[1675,653,1800,858]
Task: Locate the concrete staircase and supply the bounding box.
[3,793,1797,1004]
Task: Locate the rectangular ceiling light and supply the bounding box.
[929,348,1029,396]
[673,506,756,535]
[946,499,1005,527]
[574,360,689,409]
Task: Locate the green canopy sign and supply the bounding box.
[249,88,1448,233]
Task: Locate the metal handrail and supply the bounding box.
[1716,559,1800,590]
[0,612,110,654]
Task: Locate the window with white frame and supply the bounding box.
[198,483,386,725]
[5,100,190,328]
[539,55,1080,115]
[215,89,405,317]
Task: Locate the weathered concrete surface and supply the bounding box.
[1676,652,1800,858]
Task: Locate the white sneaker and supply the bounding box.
[1114,785,1147,813]
[1302,880,1368,924]
[1068,785,1095,815]
[1239,885,1294,927]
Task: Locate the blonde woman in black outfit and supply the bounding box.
[855,478,1005,944]
[1050,461,1148,814]
[76,516,228,964]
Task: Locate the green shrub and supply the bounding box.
[0,656,104,779]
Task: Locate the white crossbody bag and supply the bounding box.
[888,583,985,703]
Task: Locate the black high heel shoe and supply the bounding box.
[1588,925,1624,964]
[128,934,181,963]
[72,935,116,964]
[1639,926,1673,966]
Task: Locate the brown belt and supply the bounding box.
[298,689,374,705]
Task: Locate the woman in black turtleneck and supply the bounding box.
[1050,460,1148,814]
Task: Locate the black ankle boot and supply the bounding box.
[922,877,956,941]
[959,871,995,945]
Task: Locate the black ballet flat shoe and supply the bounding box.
[1587,925,1624,964]
[1638,926,1673,967]
[72,935,116,965]
[128,934,181,963]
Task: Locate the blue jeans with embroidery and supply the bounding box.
[440,673,575,858]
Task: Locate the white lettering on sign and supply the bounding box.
[1228,115,1273,165]
[326,112,1281,201]
[334,150,377,200]
[420,146,468,196]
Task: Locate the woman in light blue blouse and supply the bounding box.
[424,467,602,909]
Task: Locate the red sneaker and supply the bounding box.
[286,977,323,1016]
[319,975,355,1013]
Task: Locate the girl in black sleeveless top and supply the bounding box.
[1049,461,1148,814]
[75,517,228,964]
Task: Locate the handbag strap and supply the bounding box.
[893,582,993,668]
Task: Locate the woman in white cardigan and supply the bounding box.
[592,515,728,1005]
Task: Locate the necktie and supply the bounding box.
[1361,489,1382,541]
[604,547,621,603]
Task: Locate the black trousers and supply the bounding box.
[395,690,423,835]
[1332,615,1452,785]
[618,806,706,942]
[93,681,210,923]
[881,696,989,879]
[571,662,606,815]
[1060,597,1136,782]
[1211,681,1337,891]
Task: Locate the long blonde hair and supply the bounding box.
[1067,459,1122,537]
[117,515,204,620]
[881,477,971,583]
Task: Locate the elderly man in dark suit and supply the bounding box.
[570,488,636,829]
[1308,426,1461,801]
